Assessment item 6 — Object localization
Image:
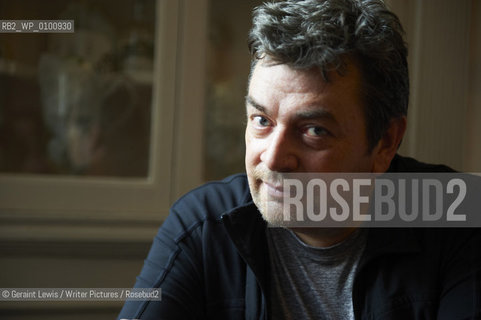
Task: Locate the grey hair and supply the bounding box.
[248,0,409,151]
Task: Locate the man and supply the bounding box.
[119,0,481,319]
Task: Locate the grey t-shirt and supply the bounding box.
[266,228,367,320]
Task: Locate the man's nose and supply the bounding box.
[260,128,298,172]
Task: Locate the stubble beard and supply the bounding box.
[247,166,288,228]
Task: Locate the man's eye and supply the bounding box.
[306,126,328,137]
[253,116,270,127]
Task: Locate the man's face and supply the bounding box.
[245,59,382,225]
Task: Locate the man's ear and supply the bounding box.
[371,116,407,173]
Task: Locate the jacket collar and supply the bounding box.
[221,202,269,293]
[221,201,422,283]
[359,227,422,270]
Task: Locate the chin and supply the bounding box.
[254,197,290,228]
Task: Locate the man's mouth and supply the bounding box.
[263,181,285,199]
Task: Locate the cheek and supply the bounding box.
[303,155,337,172]
[245,132,262,164]
[301,149,356,172]
[244,132,256,174]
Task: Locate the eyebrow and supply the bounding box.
[246,95,338,124]
[295,109,337,123]
[245,95,267,113]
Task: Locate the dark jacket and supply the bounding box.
[118,155,481,319]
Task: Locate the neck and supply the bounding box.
[289,227,358,247]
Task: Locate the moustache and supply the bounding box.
[252,166,285,186]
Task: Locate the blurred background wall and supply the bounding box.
[387,0,481,172]
[0,0,479,319]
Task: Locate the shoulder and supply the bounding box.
[162,174,252,237]
[413,227,481,251]
[388,154,455,173]
[172,173,251,216]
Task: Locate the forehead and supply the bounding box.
[248,60,363,111]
